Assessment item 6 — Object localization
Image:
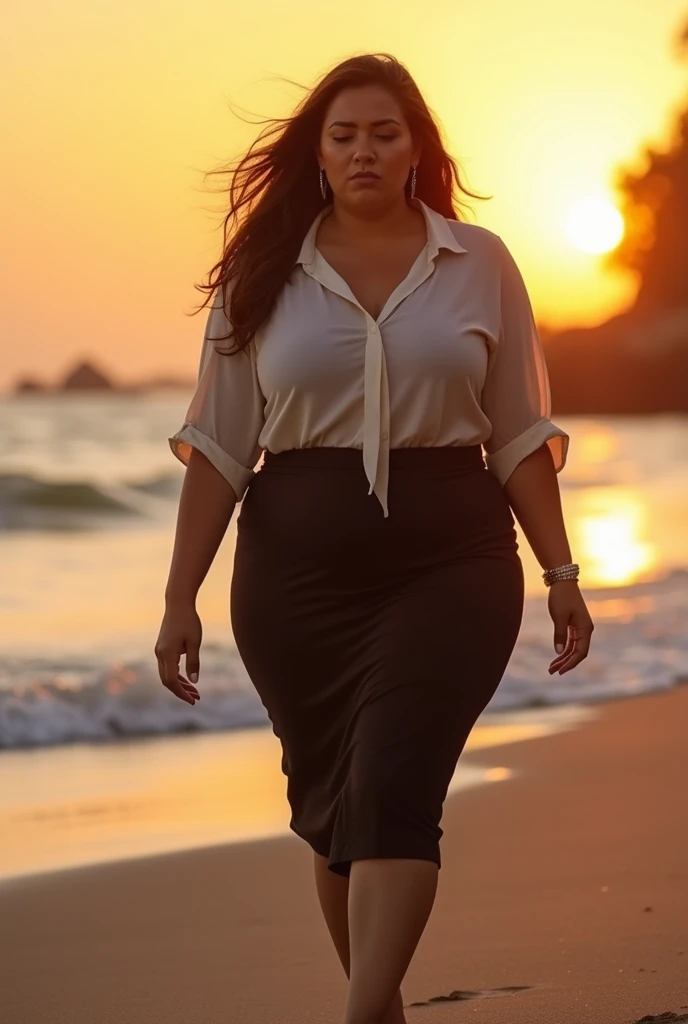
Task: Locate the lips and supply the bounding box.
[351,172,379,180]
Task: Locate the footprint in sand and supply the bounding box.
[408,984,532,1006]
[633,1014,688,1024]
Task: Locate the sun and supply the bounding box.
[565,197,625,254]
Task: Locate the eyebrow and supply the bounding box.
[327,119,401,129]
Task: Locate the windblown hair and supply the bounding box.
[193,52,491,353]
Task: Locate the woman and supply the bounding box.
[157,52,594,1024]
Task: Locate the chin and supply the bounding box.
[346,187,391,206]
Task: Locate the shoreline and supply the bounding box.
[0,699,598,886]
[2,684,687,1023]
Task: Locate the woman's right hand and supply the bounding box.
[154,602,203,705]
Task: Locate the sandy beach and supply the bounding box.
[2,684,687,1024]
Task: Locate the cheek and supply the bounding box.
[322,142,349,169]
[381,141,414,170]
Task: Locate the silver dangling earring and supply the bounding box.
[319,167,328,201]
[410,164,417,198]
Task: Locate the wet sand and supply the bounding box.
[1,684,687,1024]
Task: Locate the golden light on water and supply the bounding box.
[586,595,656,623]
[577,489,656,586]
[565,196,625,254]
[577,427,620,464]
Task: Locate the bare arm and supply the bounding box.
[502,443,594,674]
[501,443,571,570]
[155,448,238,704]
[164,447,238,607]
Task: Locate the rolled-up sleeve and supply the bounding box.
[168,286,266,501]
[481,236,570,485]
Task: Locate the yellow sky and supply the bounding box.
[2,0,687,392]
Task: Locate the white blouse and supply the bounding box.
[169,197,569,517]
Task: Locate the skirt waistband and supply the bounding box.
[262,444,486,472]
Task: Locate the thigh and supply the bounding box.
[388,553,524,709]
[349,553,525,800]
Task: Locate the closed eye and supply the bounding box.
[332,135,397,142]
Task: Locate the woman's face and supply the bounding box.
[316,85,421,209]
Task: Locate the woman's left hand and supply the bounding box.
[547,580,594,675]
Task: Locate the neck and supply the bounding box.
[324,196,421,241]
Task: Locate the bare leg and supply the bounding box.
[343,858,438,1024]
[313,852,407,1024]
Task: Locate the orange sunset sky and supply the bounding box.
[2,1,688,393]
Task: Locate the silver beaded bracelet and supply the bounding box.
[542,562,580,587]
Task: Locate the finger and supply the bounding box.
[158,650,195,704]
[553,625,570,655]
[550,634,576,663]
[554,636,592,674]
[179,674,200,699]
[549,630,577,669]
[550,642,581,669]
[557,653,584,674]
[169,678,196,704]
[552,646,579,670]
[184,646,201,686]
[553,622,585,655]
[161,649,180,688]
[549,630,586,671]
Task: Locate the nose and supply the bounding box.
[353,155,376,172]
[352,139,376,164]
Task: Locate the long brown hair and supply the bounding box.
[194,52,491,353]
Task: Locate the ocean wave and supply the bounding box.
[0,471,180,529]
[1,569,687,750]
[0,651,269,749]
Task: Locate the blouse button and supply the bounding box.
[381,431,389,440]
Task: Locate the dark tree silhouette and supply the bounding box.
[543,15,688,415]
[605,14,688,313]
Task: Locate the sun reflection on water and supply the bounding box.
[576,488,656,587]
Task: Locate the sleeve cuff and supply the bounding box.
[484,417,570,486]
[168,423,255,501]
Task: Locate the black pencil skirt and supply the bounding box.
[230,445,525,877]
